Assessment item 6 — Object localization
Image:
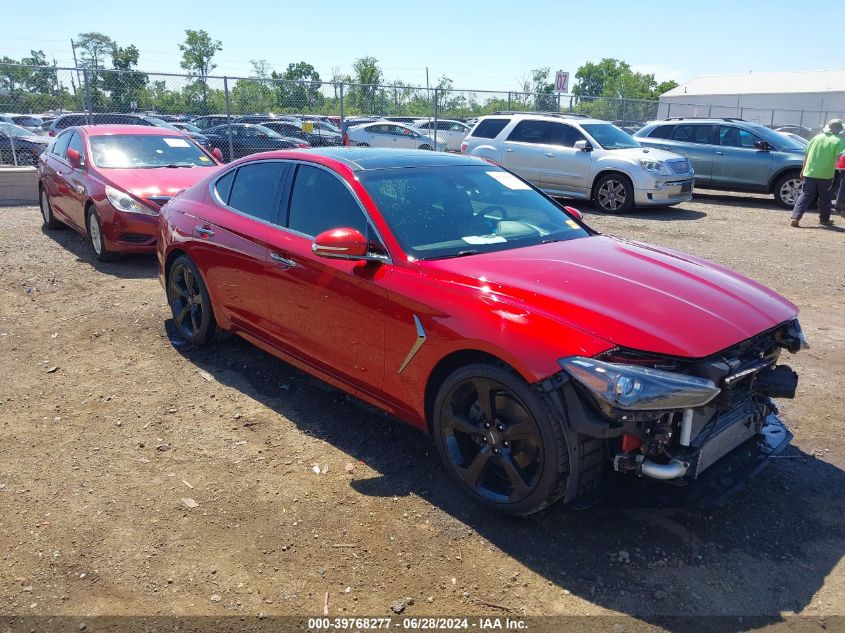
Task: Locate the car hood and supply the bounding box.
[98,166,218,200]
[610,146,686,163]
[423,235,797,358]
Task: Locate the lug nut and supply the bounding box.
[481,436,487,443]
[502,440,509,447]
[492,448,500,454]
[484,422,491,429]
[496,423,504,432]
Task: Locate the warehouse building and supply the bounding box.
[657,69,845,130]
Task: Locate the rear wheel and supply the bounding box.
[774,172,802,209]
[433,363,573,515]
[167,255,217,346]
[418,144,432,151]
[86,207,116,262]
[357,142,370,147]
[593,173,634,213]
[39,186,62,229]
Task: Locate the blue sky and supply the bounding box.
[3,0,842,91]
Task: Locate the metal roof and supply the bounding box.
[662,69,845,97]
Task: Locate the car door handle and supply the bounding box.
[195,226,215,238]
[544,152,555,157]
[270,252,297,268]
[715,151,726,156]
[504,148,513,152]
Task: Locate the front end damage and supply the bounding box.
[545,319,806,505]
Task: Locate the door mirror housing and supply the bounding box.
[574,140,593,152]
[754,140,771,151]
[66,147,83,169]
[564,205,584,221]
[312,227,371,260]
[211,147,223,162]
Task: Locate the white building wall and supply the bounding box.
[657,92,845,127]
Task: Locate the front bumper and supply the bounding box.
[634,177,695,206]
[96,198,159,253]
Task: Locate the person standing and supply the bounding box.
[791,119,845,227]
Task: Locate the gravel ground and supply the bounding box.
[0,192,843,628]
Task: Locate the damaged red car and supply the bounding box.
[157,148,805,515]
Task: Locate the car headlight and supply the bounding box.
[105,185,158,216]
[559,356,720,411]
[638,159,671,176]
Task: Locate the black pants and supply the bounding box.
[792,176,833,222]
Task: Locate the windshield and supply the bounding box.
[253,125,283,138]
[0,122,40,138]
[89,134,214,168]
[313,121,340,133]
[754,125,807,151]
[581,123,641,150]
[177,123,202,133]
[358,165,590,260]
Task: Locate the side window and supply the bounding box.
[648,125,674,139]
[287,165,368,237]
[66,132,85,163]
[506,120,549,144]
[671,124,712,144]
[548,123,586,148]
[470,118,510,139]
[368,125,385,134]
[449,122,467,132]
[417,122,432,131]
[227,161,287,223]
[51,131,73,157]
[720,126,760,148]
[214,169,236,205]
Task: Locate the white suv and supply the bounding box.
[461,113,694,212]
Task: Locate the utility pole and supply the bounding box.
[425,66,431,122]
[70,39,83,108]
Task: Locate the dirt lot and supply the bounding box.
[1,192,843,628]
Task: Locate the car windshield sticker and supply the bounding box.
[163,138,190,148]
[462,235,507,245]
[198,155,210,162]
[565,219,580,229]
[486,171,531,190]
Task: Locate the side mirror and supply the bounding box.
[211,147,223,162]
[574,140,593,152]
[312,227,370,260]
[66,147,83,169]
[564,206,583,221]
[754,140,770,151]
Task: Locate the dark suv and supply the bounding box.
[635,118,806,208]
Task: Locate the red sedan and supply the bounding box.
[38,125,222,261]
[157,148,805,514]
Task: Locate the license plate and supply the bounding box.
[681,182,692,193]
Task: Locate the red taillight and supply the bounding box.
[48,130,56,137]
[621,435,642,452]
[297,143,310,148]
[460,141,468,153]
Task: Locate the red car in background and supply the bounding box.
[157,148,805,515]
[38,125,222,261]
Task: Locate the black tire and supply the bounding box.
[39,185,63,230]
[357,142,370,147]
[593,172,635,213]
[167,255,218,346]
[432,363,574,515]
[774,172,802,209]
[418,144,432,151]
[86,206,116,262]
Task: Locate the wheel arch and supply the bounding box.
[768,167,801,193]
[163,247,231,331]
[591,168,634,196]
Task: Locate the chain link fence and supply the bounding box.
[2,62,843,166]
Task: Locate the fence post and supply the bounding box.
[433,88,439,151]
[10,134,18,166]
[740,107,745,121]
[339,82,345,123]
[223,76,234,162]
[82,68,91,124]
[507,92,511,111]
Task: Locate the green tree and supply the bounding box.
[104,45,148,111]
[178,29,222,107]
[573,58,678,101]
[351,56,382,112]
[76,32,115,109]
[529,67,558,112]
[271,62,324,111]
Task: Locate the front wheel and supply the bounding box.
[432,363,573,515]
[774,172,802,209]
[357,142,370,147]
[167,255,218,346]
[593,173,635,213]
[87,207,116,262]
[418,144,432,151]
[39,186,63,229]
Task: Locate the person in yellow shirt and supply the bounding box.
[791,119,845,227]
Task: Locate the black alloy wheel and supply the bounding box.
[167,255,216,345]
[433,364,572,515]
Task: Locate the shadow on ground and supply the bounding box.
[166,325,845,629]
[41,225,157,279]
[556,198,707,221]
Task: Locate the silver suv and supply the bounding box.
[462,113,694,212]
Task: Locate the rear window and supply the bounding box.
[470,118,510,139]
[647,125,673,139]
[55,115,87,129]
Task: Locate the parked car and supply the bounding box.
[772,125,817,140]
[348,121,446,151]
[0,122,50,165]
[233,114,294,125]
[411,119,471,151]
[11,115,46,134]
[190,115,231,131]
[463,113,694,212]
[157,147,804,515]
[383,116,423,125]
[203,123,309,161]
[48,112,158,137]
[635,118,807,208]
[140,115,211,148]
[612,119,646,135]
[170,122,206,135]
[777,132,809,147]
[38,125,222,261]
[260,120,342,147]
